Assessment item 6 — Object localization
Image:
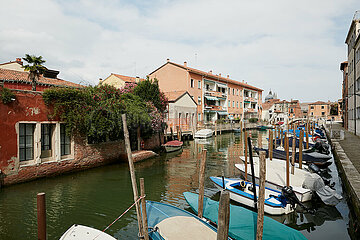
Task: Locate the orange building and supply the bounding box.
[149,59,263,123]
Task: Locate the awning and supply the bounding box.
[205,96,218,101]
[218,112,228,116]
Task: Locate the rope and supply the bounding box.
[93,195,146,240]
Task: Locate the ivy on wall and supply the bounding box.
[42,79,167,141]
[0,87,16,104]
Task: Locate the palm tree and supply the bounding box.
[22,54,47,91]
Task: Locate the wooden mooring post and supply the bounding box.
[285,133,290,187]
[256,151,266,240]
[299,130,304,169]
[269,130,273,160]
[217,190,230,240]
[37,192,46,240]
[291,136,296,175]
[215,123,217,137]
[137,127,141,151]
[198,149,207,219]
[122,114,144,238]
[140,178,149,240]
[170,127,174,141]
[244,129,248,181]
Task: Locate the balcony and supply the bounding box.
[244,108,257,113]
[244,97,257,102]
[205,90,225,98]
[205,105,224,111]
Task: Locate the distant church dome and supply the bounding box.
[265,90,275,102]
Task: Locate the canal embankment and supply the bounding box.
[326,122,360,234]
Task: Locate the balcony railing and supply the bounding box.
[205,105,224,111]
[244,108,257,113]
[205,90,226,98]
[244,97,257,102]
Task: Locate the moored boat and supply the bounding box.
[183,192,308,240]
[210,177,295,215]
[145,200,219,239]
[236,157,313,202]
[194,129,213,138]
[59,224,116,240]
[162,140,183,153]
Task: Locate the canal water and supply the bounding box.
[0,131,353,239]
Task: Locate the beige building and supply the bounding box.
[99,73,144,88]
[164,91,197,132]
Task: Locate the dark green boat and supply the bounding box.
[183,192,308,240]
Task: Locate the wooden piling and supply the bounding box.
[180,127,182,141]
[280,129,283,148]
[285,133,290,187]
[122,114,143,237]
[215,123,217,137]
[220,123,222,135]
[244,130,248,181]
[140,178,149,240]
[170,127,174,141]
[198,149,207,219]
[37,192,46,240]
[256,151,266,240]
[217,190,230,240]
[291,136,296,175]
[299,130,304,169]
[269,130,273,160]
[274,127,277,149]
[137,127,141,151]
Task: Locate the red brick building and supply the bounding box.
[0,60,159,186]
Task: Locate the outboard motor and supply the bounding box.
[281,186,314,213]
[308,164,335,188]
[313,140,330,155]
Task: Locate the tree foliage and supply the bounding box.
[42,82,167,141]
[22,54,47,91]
[0,87,16,104]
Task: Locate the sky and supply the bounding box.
[0,0,358,102]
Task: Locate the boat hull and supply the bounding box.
[164,145,182,153]
[211,177,294,215]
[236,159,313,202]
[194,129,213,138]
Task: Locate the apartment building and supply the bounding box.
[340,61,349,129]
[345,10,360,135]
[148,59,263,123]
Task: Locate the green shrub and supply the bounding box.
[0,87,16,104]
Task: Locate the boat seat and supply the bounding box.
[154,216,217,240]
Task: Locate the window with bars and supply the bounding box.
[60,124,71,156]
[19,123,35,161]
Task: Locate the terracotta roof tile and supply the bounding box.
[112,73,144,83]
[0,68,83,88]
[309,101,329,105]
[163,90,187,102]
[169,62,263,92]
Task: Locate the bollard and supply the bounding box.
[37,193,46,240]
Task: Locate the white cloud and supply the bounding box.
[0,0,357,101]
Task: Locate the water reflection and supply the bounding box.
[0,131,352,239]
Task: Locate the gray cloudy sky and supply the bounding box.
[0,0,357,102]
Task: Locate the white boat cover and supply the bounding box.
[302,173,342,206]
[155,216,217,240]
[59,224,116,240]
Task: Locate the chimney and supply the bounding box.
[99,78,103,85]
[16,58,23,65]
[184,61,187,67]
[219,73,221,77]
[167,58,170,62]
[227,75,229,78]
[135,76,140,83]
[209,70,212,74]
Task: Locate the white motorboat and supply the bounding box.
[194,129,213,138]
[236,157,313,202]
[60,224,116,240]
[210,177,295,215]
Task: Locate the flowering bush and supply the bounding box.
[43,80,168,141]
